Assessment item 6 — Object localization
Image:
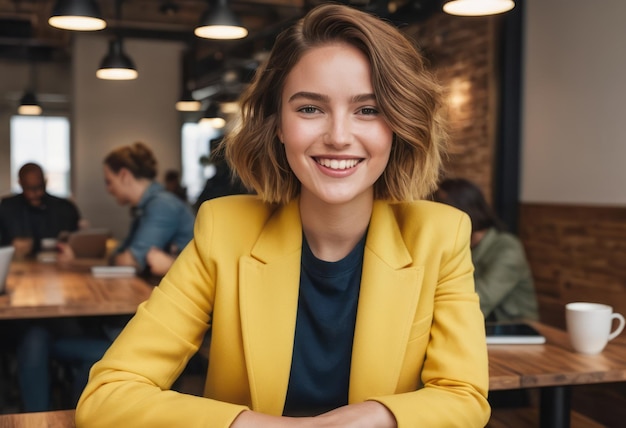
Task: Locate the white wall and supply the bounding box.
[521,0,626,204]
[73,35,185,239]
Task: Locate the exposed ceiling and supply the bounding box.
[0,0,443,57]
[0,0,443,101]
[0,0,304,60]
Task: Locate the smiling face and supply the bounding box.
[277,43,393,208]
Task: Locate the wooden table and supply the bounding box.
[0,410,75,428]
[488,321,626,427]
[0,261,154,319]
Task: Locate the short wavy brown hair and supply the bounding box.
[222,3,447,204]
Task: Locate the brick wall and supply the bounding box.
[406,13,498,202]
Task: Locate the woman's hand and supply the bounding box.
[230,402,396,428]
[312,401,397,428]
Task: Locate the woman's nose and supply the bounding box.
[325,115,352,147]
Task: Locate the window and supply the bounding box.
[181,122,221,203]
[10,116,71,197]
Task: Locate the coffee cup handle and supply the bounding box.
[608,313,626,341]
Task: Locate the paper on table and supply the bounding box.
[91,266,136,278]
[486,322,546,345]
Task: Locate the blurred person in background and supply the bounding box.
[102,142,194,273]
[163,169,188,202]
[433,177,539,322]
[0,162,80,257]
[59,142,194,276]
[193,140,249,214]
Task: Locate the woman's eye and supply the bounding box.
[359,107,379,115]
[298,105,319,114]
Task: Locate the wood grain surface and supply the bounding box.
[489,321,626,391]
[0,410,75,428]
[0,261,153,319]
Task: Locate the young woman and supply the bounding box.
[76,5,490,427]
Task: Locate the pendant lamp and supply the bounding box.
[96,38,138,80]
[48,0,106,31]
[18,62,42,115]
[443,0,515,16]
[176,49,202,111]
[18,91,42,116]
[195,0,248,40]
[176,88,202,112]
[199,103,226,128]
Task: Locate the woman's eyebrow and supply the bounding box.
[288,92,376,103]
[288,91,329,103]
[351,93,376,103]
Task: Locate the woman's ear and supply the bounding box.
[277,129,284,144]
[119,167,132,182]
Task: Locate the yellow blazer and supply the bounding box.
[76,195,490,428]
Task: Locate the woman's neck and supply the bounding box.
[299,193,373,262]
[129,178,152,207]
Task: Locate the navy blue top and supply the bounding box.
[282,233,366,416]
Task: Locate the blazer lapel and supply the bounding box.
[349,201,424,402]
[239,200,302,415]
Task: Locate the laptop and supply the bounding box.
[0,246,15,294]
[66,228,111,259]
[485,322,546,345]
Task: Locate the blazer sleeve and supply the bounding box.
[75,203,249,428]
[371,212,491,427]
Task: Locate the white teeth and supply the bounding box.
[317,158,359,170]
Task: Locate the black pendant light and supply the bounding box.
[195,0,248,40]
[176,49,201,111]
[18,91,42,116]
[199,103,226,128]
[97,38,138,80]
[96,0,137,80]
[176,88,202,112]
[48,0,106,31]
[18,62,42,115]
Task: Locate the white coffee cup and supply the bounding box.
[565,302,625,354]
[41,238,58,251]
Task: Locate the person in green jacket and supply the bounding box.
[433,178,539,322]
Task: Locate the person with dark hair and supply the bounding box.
[433,178,539,322]
[0,162,82,412]
[193,157,248,213]
[77,5,489,427]
[163,169,188,202]
[0,162,80,257]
